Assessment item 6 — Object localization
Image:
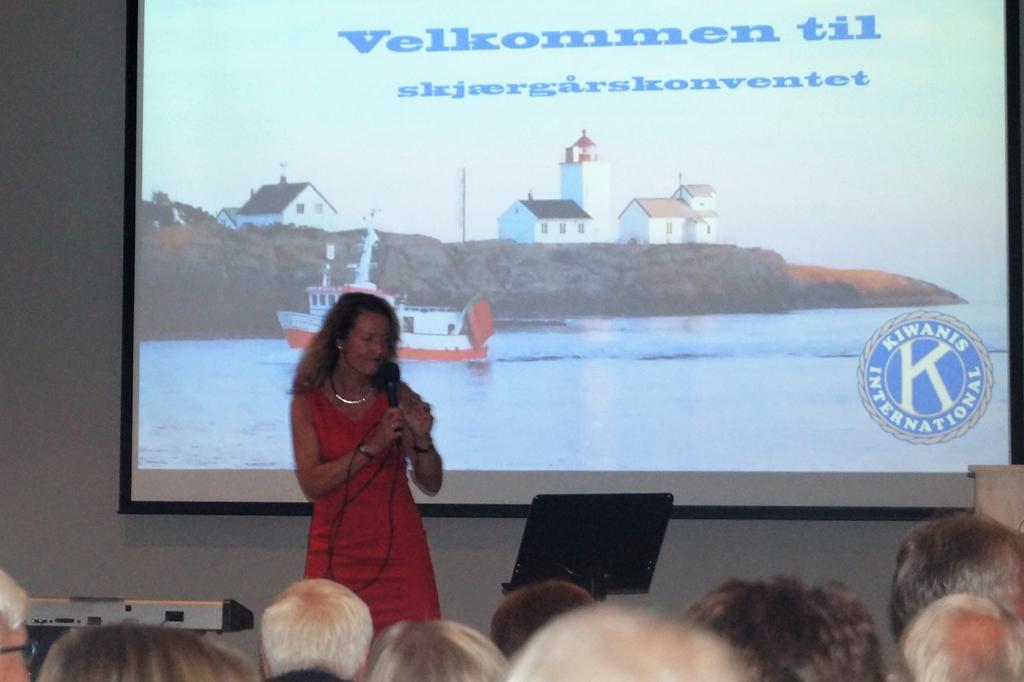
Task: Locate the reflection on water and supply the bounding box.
[138,302,1009,473]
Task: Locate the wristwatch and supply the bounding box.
[357,443,376,459]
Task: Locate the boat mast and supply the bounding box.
[322,243,334,287]
[354,208,380,287]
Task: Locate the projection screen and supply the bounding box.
[122,0,1022,514]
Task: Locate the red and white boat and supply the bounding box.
[277,227,494,361]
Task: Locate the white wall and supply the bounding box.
[560,161,613,242]
[498,202,537,243]
[618,201,656,243]
[6,0,1015,667]
[281,185,340,231]
[685,219,718,244]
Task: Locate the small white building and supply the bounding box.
[618,183,719,244]
[498,199,593,243]
[231,176,340,230]
[618,198,702,244]
[672,183,719,242]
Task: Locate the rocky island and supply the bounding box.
[134,216,963,339]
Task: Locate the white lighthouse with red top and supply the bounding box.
[559,130,613,242]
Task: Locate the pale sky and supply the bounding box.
[140,0,1009,302]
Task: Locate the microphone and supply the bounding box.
[380,361,400,407]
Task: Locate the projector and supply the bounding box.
[27,597,253,633]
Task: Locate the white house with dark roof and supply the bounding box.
[229,176,340,230]
[498,130,614,244]
[498,198,593,243]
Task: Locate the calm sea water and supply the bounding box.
[137,302,1010,473]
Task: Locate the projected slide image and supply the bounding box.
[133,1,1010,489]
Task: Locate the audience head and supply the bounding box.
[505,604,750,682]
[894,593,1024,682]
[490,579,594,657]
[36,622,259,682]
[686,575,883,682]
[260,578,373,681]
[890,512,1024,638]
[364,619,505,682]
[0,568,30,682]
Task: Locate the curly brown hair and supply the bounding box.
[291,292,401,394]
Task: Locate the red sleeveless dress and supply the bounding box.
[302,390,440,634]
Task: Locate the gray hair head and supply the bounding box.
[505,604,751,682]
[894,593,1024,682]
[260,579,373,679]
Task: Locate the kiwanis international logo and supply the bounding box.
[858,311,993,444]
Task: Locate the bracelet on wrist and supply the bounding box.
[357,443,377,460]
[412,440,433,454]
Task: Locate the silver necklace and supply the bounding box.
[330,376,375,405]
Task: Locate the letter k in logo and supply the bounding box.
[896,341,954,416]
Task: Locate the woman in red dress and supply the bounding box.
[290,293,442,634]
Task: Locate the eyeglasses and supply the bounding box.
[0,640,38,667]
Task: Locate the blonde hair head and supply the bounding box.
[365,620,506,682]
[36,623,259,682]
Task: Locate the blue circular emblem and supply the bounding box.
[857,311,992,444]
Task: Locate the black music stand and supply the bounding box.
[503,493,673,600]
